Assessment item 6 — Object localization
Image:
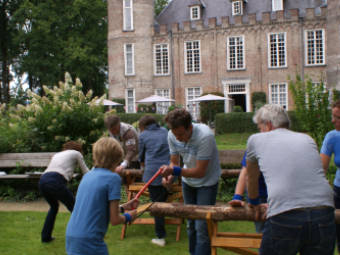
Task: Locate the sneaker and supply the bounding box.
[151,238,166,247]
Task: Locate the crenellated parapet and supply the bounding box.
[153,6,326,35]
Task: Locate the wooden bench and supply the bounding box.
[206,212,262,255]
[0,152,56,180]
[121,182,184,241]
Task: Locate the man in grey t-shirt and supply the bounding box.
[246,104,335,255]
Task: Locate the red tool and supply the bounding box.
[134,168,162,199]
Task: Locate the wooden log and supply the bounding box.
[147,202,340,223]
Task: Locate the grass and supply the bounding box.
[0,211,256,255]
[215,132,253,150]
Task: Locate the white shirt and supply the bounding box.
[44,150,89,181]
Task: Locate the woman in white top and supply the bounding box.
[39,141,89,243]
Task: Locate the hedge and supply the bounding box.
[215,111,303,134]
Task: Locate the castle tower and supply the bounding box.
[326,0,340,89]
[107,0,154,112]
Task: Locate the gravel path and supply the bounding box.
[0,199,68,212]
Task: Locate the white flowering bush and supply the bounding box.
[0,73,106,153]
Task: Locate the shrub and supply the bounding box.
[215,112,257,134]
[199,92,225,124]
[111,98,125,113]
[0,73,106,153]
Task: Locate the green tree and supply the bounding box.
[289,74,332,148]
[11,0,107,96]
[154,0,169,16]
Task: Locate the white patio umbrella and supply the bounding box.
[94,99,122,106]
[188,94,230,102]
[136,95,175,103]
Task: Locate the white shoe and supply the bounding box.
[151,238,166,247]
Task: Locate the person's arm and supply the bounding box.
[138,134,145,169]
[76,152,89,174]
[246,160,263,220]
[109,200,138,226]
[124,129,138,164]
[320,153,331,175]
[228,166,247,207]
[160,159,209,178]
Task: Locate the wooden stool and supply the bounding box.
[121,182,184,241]
[206,212,262,255]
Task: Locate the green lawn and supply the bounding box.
[0,211,255,255]
[215,132,253,150]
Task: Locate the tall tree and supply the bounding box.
[0,0,20,103]
[154,0,169,16]
[12,0,107,96]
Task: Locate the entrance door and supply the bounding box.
[223,81,250,113]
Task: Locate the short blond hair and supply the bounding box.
[92,137,124,170]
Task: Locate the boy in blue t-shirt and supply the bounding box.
[66,137,139,255]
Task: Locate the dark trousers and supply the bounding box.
[39,172,74,242]
[148,185,168,238]
[334,185,340,251]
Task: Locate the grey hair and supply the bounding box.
[253,104,290,128]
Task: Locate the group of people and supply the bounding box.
[37,101,340,255]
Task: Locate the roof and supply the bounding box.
[156,0,325,27]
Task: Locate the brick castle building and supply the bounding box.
[108,0,340,119]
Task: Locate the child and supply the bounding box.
[66,137,139,255]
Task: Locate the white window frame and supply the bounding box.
[227,35,245,70]
[305,29,325,66]
[186,87,202,121]
[232,1,243,16]
[222,79,251,112]
[268,32,287,68]
[272,0,283,11]
[126,89,136,113]
[153,44,170,76]
[123,0,133,31]
[155,89,171,114]
[184,40,201,74]
[269,83,288,110]
[124,43,135,76]
[190,6,200,20]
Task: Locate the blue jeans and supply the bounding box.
[333,185,340,251]
[260,207,336,255]
[182,182,218,255]
[39,172,74,242]
[148,185,168,238]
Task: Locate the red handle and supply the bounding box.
[135,168,162,199]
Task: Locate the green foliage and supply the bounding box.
[167,104,182,113]
[0,73,105,153]
[251,92,266,111]
[289,75,332,148]
[116,113,166,127]
[11,0,107,96]
[232,106,243,112]
[154,0,169,16]
[215,112,257,134]
[199,92,225,124]
[111,98,125,113]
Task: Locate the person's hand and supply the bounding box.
[159,165,173,177]
[128,209,138,223]
[115,165,124,174]
[228,199,245,207]
[249,203,267,221]
[128,198,139,210]
[162,175,174,192]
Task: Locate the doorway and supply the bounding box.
[229,94,246,112]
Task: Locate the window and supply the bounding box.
[272,0,283,11]
[269,83,288,109]
[124,43,135,75]
[155,89,171,114]
[232,1,243,16]
[126,89,135,113]
[305,29,325,66]
[190,6,200,20]
[268,32,286,68]
[184,41,201,73]
[123,0,133,31]
[186,87,201,121]
[227,36,245,70]
[154,44,169,75]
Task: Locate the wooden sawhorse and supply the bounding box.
[206,213,262,255]
[121,182,183,241]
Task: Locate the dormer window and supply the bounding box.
[272,0,283,12]
[190,5,201,20]
[232,1,243,16]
